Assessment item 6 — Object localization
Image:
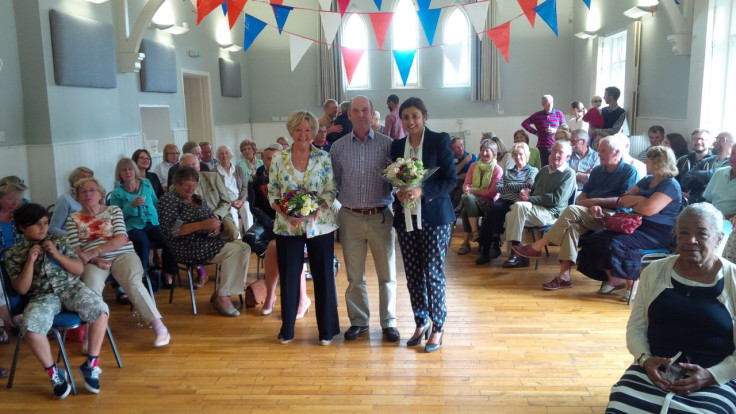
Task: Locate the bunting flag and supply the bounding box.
[317,0,331,10]
[463,1,489,39]
[290,34,312,71]
[338,0,351,17]
[373,0,382,11]
[320,11,342,45]
[582,0,591,9]
[196,0,224,25]
[270,0,283,5]
[221,2,227,14]
[368,13,393,50]
[486,21,510,62]
[416,0,431,11]
[417,8,441,46]
[392,50,416,86]
[517,0,537,28]
[440,42,463,71]
[271,4,294,34]
[226,0,247,30]
[243,14,267,52]
[534,0,558,37]
[341,47,365,84]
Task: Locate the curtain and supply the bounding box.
[319,7,347,106]
[471,0,499,101]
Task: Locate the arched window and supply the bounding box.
[342,11,370,90]
[442,7,470,87]
[391,0,420,88]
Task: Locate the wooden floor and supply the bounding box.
[0,230,634,413]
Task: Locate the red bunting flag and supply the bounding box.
[517,0,538,28]
[197,0,225,25]
[486,21,510,62]
[226,0,247,30]
[270,0,283,5]
[338,0,351,17]
[341,47,365,84]
[368,12,393,50]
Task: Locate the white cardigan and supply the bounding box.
[627,255,736,385]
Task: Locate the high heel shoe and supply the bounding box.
[296,298,311,320]
[424,332,443,353]
[261,297,276,316]
[406,324,430,346]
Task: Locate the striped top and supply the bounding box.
[330,129,393,209]
[383,109,405,140]
[66,205,135,259]
[521,109,567,149]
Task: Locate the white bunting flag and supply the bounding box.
[317,0,332,10]
[320,11,341,46]
[441,41,464,71]
[290,34,312,71]
[463,1,489,39]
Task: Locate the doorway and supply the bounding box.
[140,105,173,152]
[182,70,214,144]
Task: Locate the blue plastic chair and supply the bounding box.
[0,248,122,393]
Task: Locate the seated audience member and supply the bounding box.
[568,129,600,191]
[215,145,252,235]
[636,125,666,162]
[582,95,604,131]
[512,136,638,290]
[249,144,312,319]
[158,167,251,317]
[154,144,180,192]
[450,137,477,212]
[554,129,571,142]
[702,142,736,251]
[681,132,734,204]
[676,129,713,181]
[614,133,647,180]
[199,142,219,171]
[318,99,341,136]
[371,110,383,133]
[663,132,689,160]
[49,167,93,237]
[312,125,331,152]
[568,101,588,132]
[327,101,353,143]
[5,203,110,398]
[132,149,163,198]
[502,140,576,269]
[276,136,289,150]
[456,139,503,255]
[0,175,28,372]
[724,222,736,264]
[489,135,514,170]
[109,158,177,291]
[607,203,736,413]
[237,139,263,183]
[66,178,170,347]
[476,142,538,264]
[513,129,541,170]
[576,146,681,300]
[166,141,211,188]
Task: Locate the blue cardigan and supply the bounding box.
[390,128,457,228]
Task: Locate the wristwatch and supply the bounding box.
[637,353,652,366]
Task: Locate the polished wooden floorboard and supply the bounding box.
[0,232,633,412]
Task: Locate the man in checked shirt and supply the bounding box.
[329,95,400,343]
[522,94,567,167]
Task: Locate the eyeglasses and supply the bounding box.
[78,188,99,195]
[166,152,180,155]
[592,100,602,103]
[138,156,151,161]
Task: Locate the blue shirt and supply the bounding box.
[569,149,600,190]
[582,161,637,199]
[454,151,477,177]
[329,129,394,209]
[637,176,681,226]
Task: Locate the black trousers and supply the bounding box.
[275,232,340,341]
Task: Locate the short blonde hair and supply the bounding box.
[0,176,27,197]
[554,129,571,141]
[646,146,678,178]
[239,139,257,154]
[73,177,106,203]
[115,158,141,183]
[286,110,318,139]
[511,142,530,158]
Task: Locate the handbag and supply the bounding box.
[604,212,643,234]
[243,222,269,257]
[245,279,267,308]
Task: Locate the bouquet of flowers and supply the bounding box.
[278,188,324,219]
[381,157,438,231]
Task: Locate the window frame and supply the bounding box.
[390,0,421,89]
[341,8,371,90]
[441,6,471,88]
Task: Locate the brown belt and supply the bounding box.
[344,206,386,216]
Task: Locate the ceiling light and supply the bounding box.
[574,31,598,39]
[152,22,190,35]
[219,43,243,52]
[85,0,110,3]
[624,6,653,19]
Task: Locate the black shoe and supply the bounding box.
[344,325,369,340]
[502,255,529,268]
[489,238,502,259]
[475,253,491,265]
[50,367,71,399]
[382,327,400,342]
[406,324,430,346]
[489,247,502,260]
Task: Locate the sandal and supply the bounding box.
[619,289,636,303]
[457,243,471,255]
[194,274,209,290]
[598,282,626,295]
[542,277,573,291]
[471,230,480,243]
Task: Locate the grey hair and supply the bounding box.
[215,145,233,160]
[180,153,198,165]
[599,135,625,153]
[675,203,724,239]
[480,139,497,156]
[511,142,530,158]
[552,139,572,155]
[542,94,554,102]
[340,101,350,113]
[264,144,282,152]
[69,167,94,189]
[571,129,589,144]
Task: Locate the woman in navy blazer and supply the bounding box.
[390,97,457,353]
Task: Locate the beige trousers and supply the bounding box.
[543,205,609,262]
[210,241,251,296]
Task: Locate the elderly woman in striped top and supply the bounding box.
[66,178,170,348]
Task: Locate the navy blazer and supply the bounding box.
[390,128,457,228]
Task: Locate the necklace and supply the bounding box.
[283,148,315,188]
